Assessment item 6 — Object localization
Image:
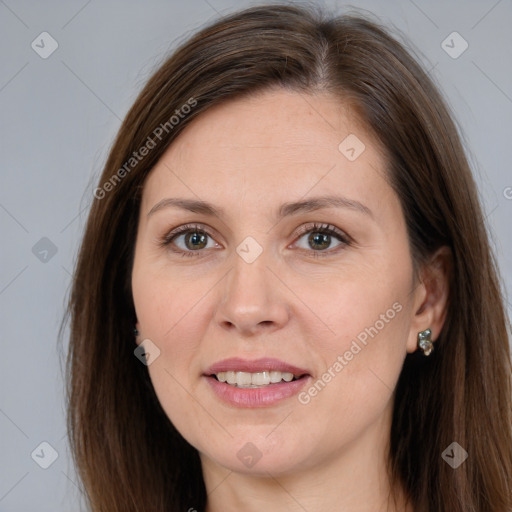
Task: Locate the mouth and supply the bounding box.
[210,370,308,388]
[203,358,311,407]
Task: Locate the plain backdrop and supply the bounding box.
[0,0,511,510]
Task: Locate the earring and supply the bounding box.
[417,328,434,356]
[133,328,139,337]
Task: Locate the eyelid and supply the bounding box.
[159,223,220,247]
[292,222,352,244]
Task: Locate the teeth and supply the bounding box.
[236,371,253,387]
[215,370,298,387]
[269,371,282,383]
[251,371,270,386]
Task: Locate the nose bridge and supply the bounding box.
[215,239,289,333]
[229,246,270,303]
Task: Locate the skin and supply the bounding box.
[131,88,450,512]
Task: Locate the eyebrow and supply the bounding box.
[147,195,373,220]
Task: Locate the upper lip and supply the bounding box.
[205,357,310,377]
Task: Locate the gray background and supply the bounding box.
[0,0,511,510]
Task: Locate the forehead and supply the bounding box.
[141,88,392,217]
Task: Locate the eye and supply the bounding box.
[159,224,221,257]
[292,223,350,257]
[159,222,351,258]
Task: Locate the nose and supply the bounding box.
[214,249,290,337]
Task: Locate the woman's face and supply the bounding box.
[131,89,423,478]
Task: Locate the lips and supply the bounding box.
[204,357,310,376]
[203,357,312,408]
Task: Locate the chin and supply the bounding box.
[197,431,313,477]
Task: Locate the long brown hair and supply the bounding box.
[64,4,512,511]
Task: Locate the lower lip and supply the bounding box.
[204,375,311,408]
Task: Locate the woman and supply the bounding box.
[65,4,512,511]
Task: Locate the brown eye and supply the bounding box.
[307,232,332,251]
[293,223,350,257]
[160,224,221,257]
[183,231,208,250]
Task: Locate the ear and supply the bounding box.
[406,246,452,353]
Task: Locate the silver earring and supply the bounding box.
[134,328,139,337]
[417,328,433,356]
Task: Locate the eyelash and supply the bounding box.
[158,222,351,259]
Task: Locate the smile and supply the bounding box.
[204,358,311,407]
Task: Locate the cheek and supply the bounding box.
[132,271,212,442]
[132,261,211,343]
[297,255,412,420]
[303,247,412,356]
[132,264,215,414]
